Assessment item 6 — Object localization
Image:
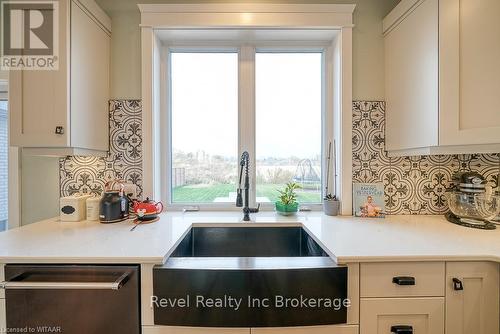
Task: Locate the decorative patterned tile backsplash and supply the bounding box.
[59,99,499,216]
[353,101,500,215]
[59,100,143,198]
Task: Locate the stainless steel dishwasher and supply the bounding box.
[1,264,140,334]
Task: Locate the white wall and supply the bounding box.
[97,0,400,100]
[20,152,60,226]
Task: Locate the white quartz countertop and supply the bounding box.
[0,212,499,264]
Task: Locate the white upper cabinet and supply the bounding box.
[439,0,500,146]
[384,0,439,153]
[384,0,500,156]
[9,0,111,156]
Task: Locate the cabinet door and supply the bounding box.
[9,1,70,148]
[142,326,250,334]
[360,298,444,334]
[70,0,110,151]
[446,262,499,334]
[439,0,500,145]
[384,0,439,151]
[251,325,358,334]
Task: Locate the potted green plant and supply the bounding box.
[275,182,301,216]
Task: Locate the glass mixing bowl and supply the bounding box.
[446,192,500,225]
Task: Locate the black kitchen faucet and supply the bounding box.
[236,151,260,221]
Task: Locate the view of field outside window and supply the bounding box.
[170,51,322,204]
[171,52,238,203]
[256,53,322,203]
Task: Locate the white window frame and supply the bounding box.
[139,4,355,214]
[0,78,20,229]
[164,45,328,211]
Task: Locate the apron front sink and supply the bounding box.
[153,225,348,327]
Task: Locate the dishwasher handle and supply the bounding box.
[0,271,130,291]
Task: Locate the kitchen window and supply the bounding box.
[256,52,323,204]
[167,47,326,208]
[141,5,354,213]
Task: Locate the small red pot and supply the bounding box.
[132,198,163,221]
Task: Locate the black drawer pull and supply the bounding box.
[392,276,415,285]
[391,325,413,334]
[452,277,464,290]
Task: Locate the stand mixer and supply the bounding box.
[445,172,500,230]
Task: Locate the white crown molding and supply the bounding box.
[138,4,356,14]
[383,0,423,35]
[74,0,111,34]
[138,3,356,29]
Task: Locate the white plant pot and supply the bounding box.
[323,199,340,216]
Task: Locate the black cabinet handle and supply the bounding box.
[391,325,413,334]
[55,126,64,135]
[452,277,464,290]
[392,276,416,285]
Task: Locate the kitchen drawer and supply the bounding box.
[142,326,250,334]
[360,262,444,297]
[251,325,358,334]
[360,297,444,334]
[0,299,5,331]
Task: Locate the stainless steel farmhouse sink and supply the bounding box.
[153,226,348,328]
[170,225,329,257]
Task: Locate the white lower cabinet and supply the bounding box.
[142,327,250,334]
[141,261,499,334]
[251,325,358,334]
[445,262,499,334]
[141,326,358,334]
[360,298,444,334]
[0,299,5,331]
